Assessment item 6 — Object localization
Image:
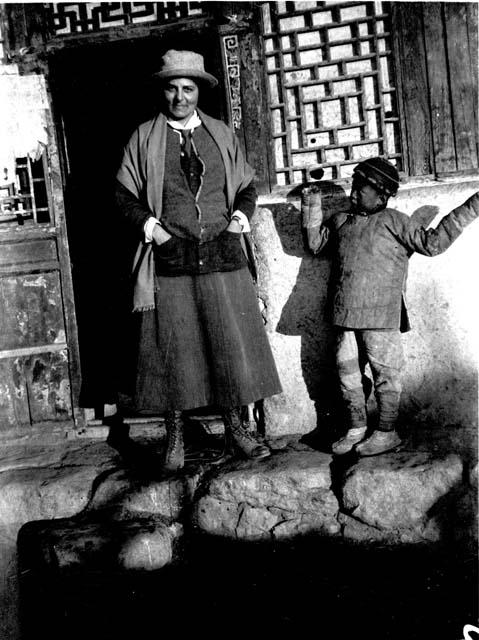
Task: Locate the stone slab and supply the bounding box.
[88,468,202,520]
[18,515,183,572]
[0,466,98,525]
[193,449,340,540]
[0,440,115,474]
[338,512,442,545]
[340,450,464,530]
[0,440,127,640]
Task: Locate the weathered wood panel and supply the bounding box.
[25,350,72,422]
[43,94,83,409]
[0,358,30,427]
[0,350,72,428]
[0,272,65,351]
[392,3,433,176]
[423,3,456,174]
[0,238,58,267]
[466,3,479,165]
[444,3,478,171]
[214,3,272,191]
[239,28,273,192]
[466,3,478,93]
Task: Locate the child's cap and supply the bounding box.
[353,157,400,197]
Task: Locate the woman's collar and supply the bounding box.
[166,110,202,131]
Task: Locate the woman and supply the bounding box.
[108,49,281,471]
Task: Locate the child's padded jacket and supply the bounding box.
[308,192,479,331]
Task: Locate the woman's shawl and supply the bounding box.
[116,109,255,311]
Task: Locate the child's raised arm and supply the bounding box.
[395,191,479,257]
[301,186,330,254]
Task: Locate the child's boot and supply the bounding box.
[355,429,401,456]
[332,398,367,455]
[355,391,401,456]
[331,427,367,455]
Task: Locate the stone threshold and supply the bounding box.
[77,414,226,440]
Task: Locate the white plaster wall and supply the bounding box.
[254,178,479,449]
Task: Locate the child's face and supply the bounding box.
[350,176,386,214]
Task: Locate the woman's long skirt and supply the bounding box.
[133,267,282,412]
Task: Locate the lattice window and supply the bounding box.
[0,154,51,226]
[48,2,205,36]
[261,1,403,185]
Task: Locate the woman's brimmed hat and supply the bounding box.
[152,49,218,87]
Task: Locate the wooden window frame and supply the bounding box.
[250,1,478,197]
[260,2,402,185]
[392,1,478,179]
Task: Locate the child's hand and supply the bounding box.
[301,186,323,228]
[411,205,439,227]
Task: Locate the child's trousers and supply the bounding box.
[335,329,404,431]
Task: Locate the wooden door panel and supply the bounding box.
[0,71,80,436]
[26,350,72,422]
[0,358,30,427]
[0,271,65,351]
[0,237,58,268]
[0,350,71,427]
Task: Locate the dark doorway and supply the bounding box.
[49,30,225,411]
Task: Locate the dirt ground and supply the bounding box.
[20,535,477,640]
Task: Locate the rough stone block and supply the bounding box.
[469,462,478,489]
[340,451,463,531]
[0,465,98,525]
[0,441,118,640]
[88,469,202,520]
[338,512,441,545]
[450,484,478,552]
[0,524,20,640]
[193,450,340,540]
[18,515,183,573]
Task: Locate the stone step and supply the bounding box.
[193,447,341,540]
[338,450,470,544]
[18,514,183,573]
[11,439,475,572]
[2,434,477,638]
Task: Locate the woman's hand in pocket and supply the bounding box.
[226,218,243,234]
[152,223,173,246]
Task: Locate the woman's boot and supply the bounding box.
[223,407,271,460]
[163,411,185,472]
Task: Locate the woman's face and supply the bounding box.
[162,77,199,124]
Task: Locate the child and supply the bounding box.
[302,157,479,456]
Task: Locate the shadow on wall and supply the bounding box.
[397,204,477,455]
[402,283,478,461]
[272,181,350,444]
